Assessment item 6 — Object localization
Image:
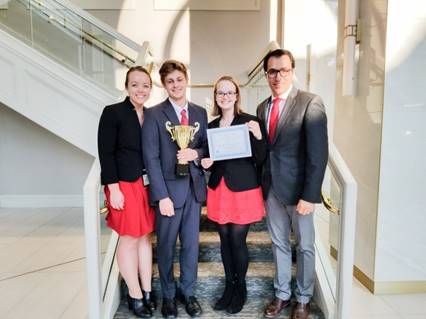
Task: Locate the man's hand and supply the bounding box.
[296,199,315,215]
[201,158,214,169]
[108,183,124,210]
[159,197,175,217]
[177,148,198,162]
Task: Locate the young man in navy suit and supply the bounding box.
[142,60,208,318]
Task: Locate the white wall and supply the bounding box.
[375,0,426,283]
[79,0,273,108]
[282,0,338,140]
[334,0,426,290]
[0,103,94,207]
[334,0,387,283]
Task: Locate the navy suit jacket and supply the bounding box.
[142,99,208,208]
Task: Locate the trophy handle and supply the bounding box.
[191,122,200,141]
[165,121,175,141]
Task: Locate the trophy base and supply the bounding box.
[176,163,189,177]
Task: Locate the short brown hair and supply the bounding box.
[159,60,188,85]
[212,75,242,117]
[125,66,152,88]
[263,49,295,72]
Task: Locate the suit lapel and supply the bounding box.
[188,103,198,127]
[272,87,298,145]
[188,103,201,148]
[161,99,180,125]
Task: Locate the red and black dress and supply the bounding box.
[206,112,267,224]
[98,97,154,237]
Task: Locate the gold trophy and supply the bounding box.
[165,121,200,176]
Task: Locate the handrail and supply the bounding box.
[150,41,282,89]
[83,160,102,319]
[26,0,137,67]
[47,0,141,52]
[321,143,357,319]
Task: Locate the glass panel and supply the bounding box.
[316,165,343,301]
[0,0,137,94]
[244,69,271,114]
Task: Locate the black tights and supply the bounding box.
[217,223,250,282]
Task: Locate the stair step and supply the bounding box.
[200,208,268,232]
[115,298,325,318]
[152,261,275,279]
[152,231,273,262]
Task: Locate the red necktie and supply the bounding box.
[180,109,188,126]
[268,97,282,143]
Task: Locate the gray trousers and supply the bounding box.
[265,191,315,303]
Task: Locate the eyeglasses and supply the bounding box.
[215,91,237,98]
[265,68,292,79]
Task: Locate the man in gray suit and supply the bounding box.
[257,49,328,319]
[142,60,208,318]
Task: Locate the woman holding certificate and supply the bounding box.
[201,75,267,314]
[98,66,156,318]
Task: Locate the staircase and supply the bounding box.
[0,0,143,156]
[114,210,325,318]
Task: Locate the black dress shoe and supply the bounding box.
[161,298,177,318]
[127,294,152,318]
[178,295,202,317]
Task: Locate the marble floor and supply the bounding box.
[0,207,425,319]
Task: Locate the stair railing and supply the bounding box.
[315,143,358,319]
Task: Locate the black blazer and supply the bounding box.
[207,112,267,192]
[98,97,145,185]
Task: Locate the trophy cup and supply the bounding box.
[165,121,200,176]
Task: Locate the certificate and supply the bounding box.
[207,124,252,161]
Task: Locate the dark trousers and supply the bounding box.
[155,186,201,299]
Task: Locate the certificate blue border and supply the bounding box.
[207,124,252,161]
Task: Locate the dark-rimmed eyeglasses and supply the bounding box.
[215,91,237,98]
[265,68,292,79]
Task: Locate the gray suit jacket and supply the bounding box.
[257,87,328,205]
[142,99,208,208]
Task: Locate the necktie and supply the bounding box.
[180,109,188,126]
[268,97,282,143]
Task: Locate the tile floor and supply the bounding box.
[0,207,425,319]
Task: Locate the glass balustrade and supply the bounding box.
[0,0,138,94]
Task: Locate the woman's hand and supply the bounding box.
[201,158,214,169]
[247,120,262,140]
[159,197,175,217]
[108,184,124,210]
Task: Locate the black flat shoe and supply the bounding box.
[127,294,152,318]
[226,279,247,314]
[214,280,235,310]
[143,290,157,311]
[161,298,177,318]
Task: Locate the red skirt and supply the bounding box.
[104,177,155,237]
[207,178,265,225]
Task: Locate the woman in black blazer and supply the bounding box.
[98,66,155,318]
[201,75,267,314]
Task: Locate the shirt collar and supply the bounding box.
[271,85,293,103]
[169,97,189,114]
